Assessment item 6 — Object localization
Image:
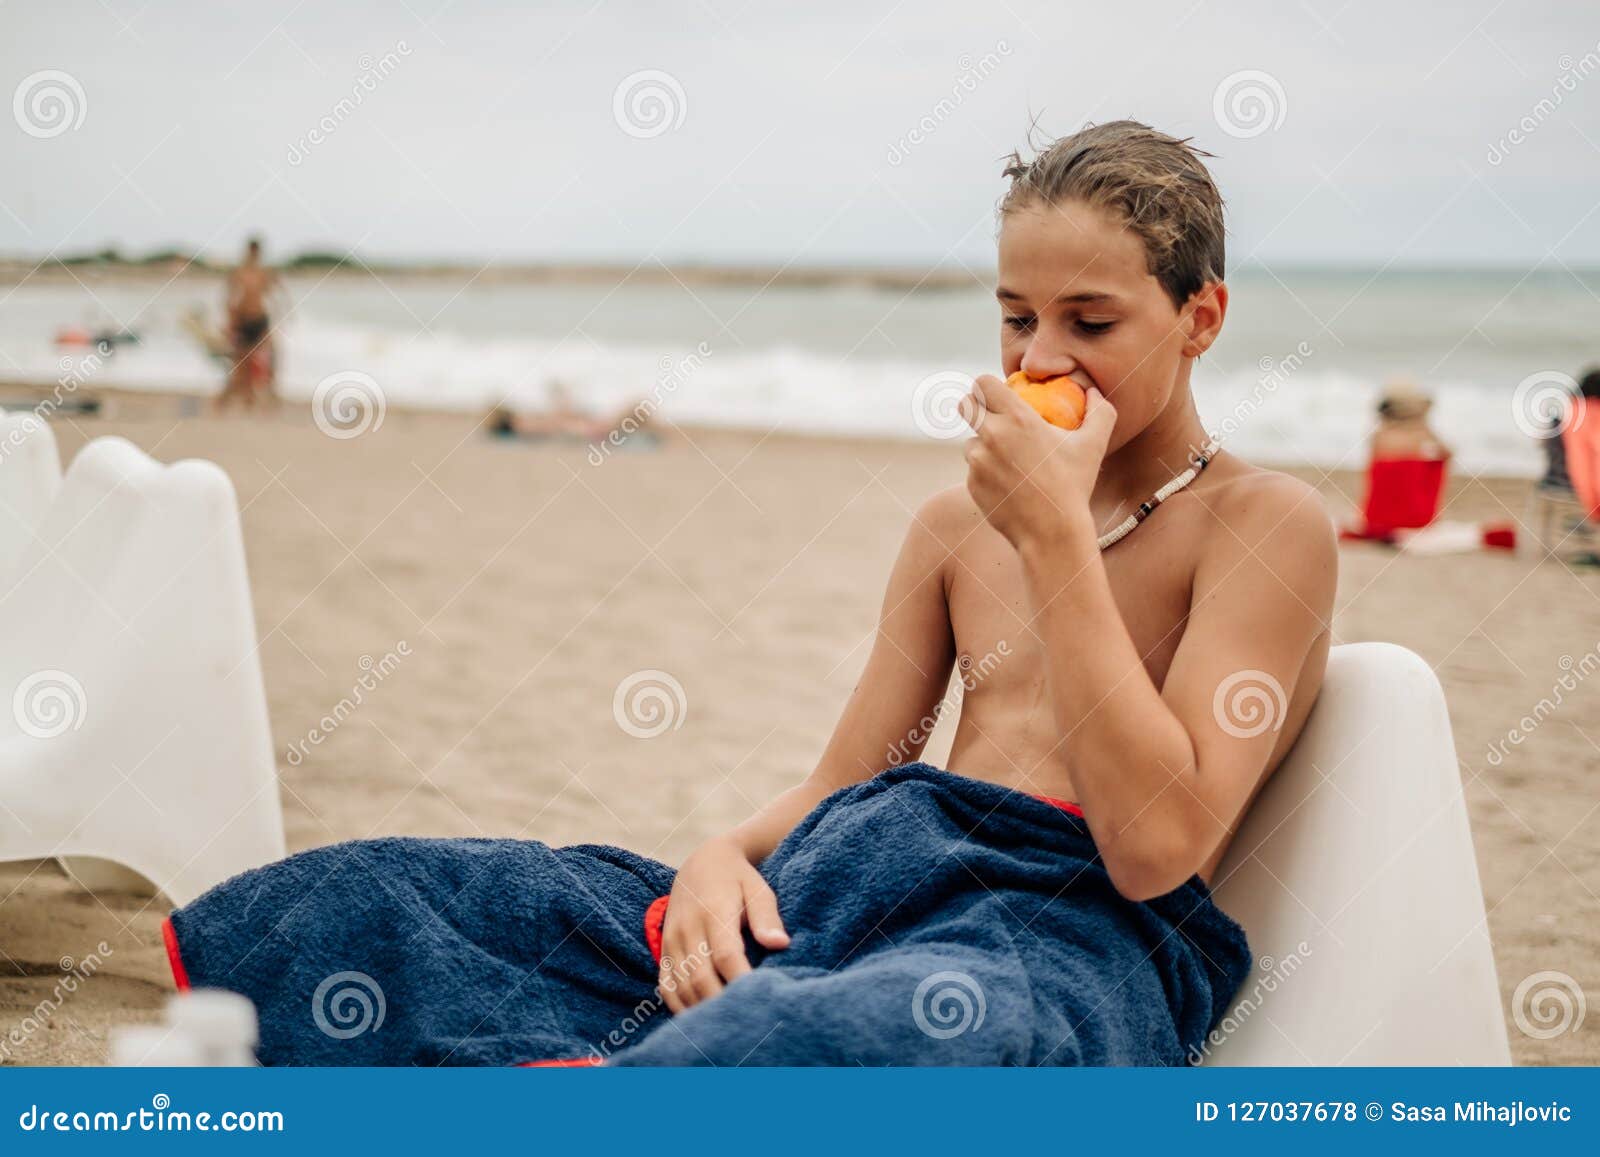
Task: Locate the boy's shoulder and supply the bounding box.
[1189,457,1335,550]
[910,484,987,549]
[1185,457,1338,606]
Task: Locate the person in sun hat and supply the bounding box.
[1370,376,1451,462]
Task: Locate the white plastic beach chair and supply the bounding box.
[0,421,285,905]
[0,412,63,579]
[1204,641,1511,1065]
[0,415,129,890]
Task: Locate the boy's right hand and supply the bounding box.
[659,836,790,1013]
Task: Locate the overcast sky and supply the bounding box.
[4,0,1599,269]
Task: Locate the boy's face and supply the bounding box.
[996,197,1217,453]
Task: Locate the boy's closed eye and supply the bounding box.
[1002,313,1117,336]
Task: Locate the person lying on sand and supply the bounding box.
[486,381,658,446]
[166,121,1337,1067]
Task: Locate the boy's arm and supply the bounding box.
[658,493,959,1009]
[962,375,1336,902]
[723,489,961,862]
[1021,477,1335,900]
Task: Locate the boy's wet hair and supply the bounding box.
[999,119,1226,309]
[1580,367,1600,399]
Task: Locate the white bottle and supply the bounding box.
[164,989,259,1066]
[108,1025,204,1067]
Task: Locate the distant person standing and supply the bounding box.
[218,237,282,411]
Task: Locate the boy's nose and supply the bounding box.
[1019,342,1077,381]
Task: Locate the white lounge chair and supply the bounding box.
[0,424,285,905]
[0,412,63,578]
[1204,641,1511,1065]
[0,415,130,891]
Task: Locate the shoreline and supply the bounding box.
[0,382,1543,481]
[0,261,983,293]
[6,260,1599,291]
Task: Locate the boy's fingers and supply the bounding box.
[957,388,984,431]
[1080,389,1118,452]
[1083,386,1116,430]
[662,914,718,1008]
[678,926,724,1004]
[659,944,687,1012]
[973,373,1016,415]
[689,957,723,1005]
[709,929,752,983]
[742,880,790,949]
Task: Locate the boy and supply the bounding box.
[658,119,1336,1010]
[165,121,1337,1067]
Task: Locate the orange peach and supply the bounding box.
[1005,371,1088,430]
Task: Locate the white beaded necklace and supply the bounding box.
[1096,438,1222,551]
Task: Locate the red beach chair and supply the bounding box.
[1564,397,1600,521]
[1340,457,1448,542]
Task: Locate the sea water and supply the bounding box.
[3,265,1596,476]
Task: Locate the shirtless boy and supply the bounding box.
[658,119,1337,1011]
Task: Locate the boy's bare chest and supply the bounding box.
[946,514,1198,695]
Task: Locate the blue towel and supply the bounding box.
[166,763,1251,1066]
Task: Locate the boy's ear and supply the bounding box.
[1180,282,1228,358]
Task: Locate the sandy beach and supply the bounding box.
[2,398,1597,1066]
